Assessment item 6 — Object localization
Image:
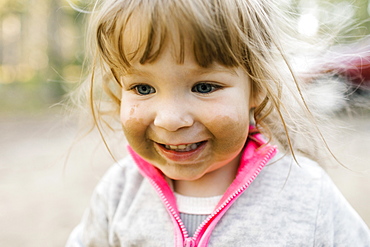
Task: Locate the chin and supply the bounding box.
[163,168,206,182]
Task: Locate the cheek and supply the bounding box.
[121,116,143,142]
[213,116,249,148]
[120,101,138,119]
[120,103,137,136]
[121,117,159,161]
[120,100,148,132]
[206,110,250,160]
[120,103,157,160]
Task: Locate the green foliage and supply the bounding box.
[0,0,86,113]
[0,0,369,113]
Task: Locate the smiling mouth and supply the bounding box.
[160,141,206,152]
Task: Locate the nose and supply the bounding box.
[153,97,194,132]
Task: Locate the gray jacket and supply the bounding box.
[66,151,370,246]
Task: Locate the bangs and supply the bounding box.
[94,0,272,73]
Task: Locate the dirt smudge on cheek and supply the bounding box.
[122,117,140,136]
[130,107,135,116]
[129,104,138,116]
[208,115,250,155]
[121,117,157,160]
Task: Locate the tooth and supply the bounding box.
[162,142,202,151]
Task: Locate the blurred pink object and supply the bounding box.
[323,39,370,89]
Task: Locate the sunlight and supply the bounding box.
[297,12,319,37]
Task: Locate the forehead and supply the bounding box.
[102,2,242,73]
[124,59,239,78]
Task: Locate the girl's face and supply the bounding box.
[120,45,253,182]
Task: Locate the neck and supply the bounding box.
[172,154,241,197]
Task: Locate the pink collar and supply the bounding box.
[127,132,277,246]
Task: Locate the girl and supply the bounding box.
[66,0,370,246]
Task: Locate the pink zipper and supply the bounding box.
[184,238,196,247]
[149,146,277,246]
[149,180,190,239]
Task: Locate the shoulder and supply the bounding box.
[257,153,370,244]
[247,153,328,207]
[255,153,326,191]
[94,155,145,205]
[82,155,146,226]
[258,153,350,209]
[99,155,143,185]
[69,155,147,246]
[222,153,370,246]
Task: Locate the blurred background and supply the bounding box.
[0,0,369,246]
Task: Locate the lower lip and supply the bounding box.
[155,142,207,163]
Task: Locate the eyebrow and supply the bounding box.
[124,67,152,77]
[124,65,239,77]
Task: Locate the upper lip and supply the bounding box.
[148,126,208,146]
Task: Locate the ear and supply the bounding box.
[249,83,266,109]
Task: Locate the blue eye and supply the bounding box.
[134,84,156,95]
[192,83,220,94]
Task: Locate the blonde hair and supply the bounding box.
[75,0,346,163]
